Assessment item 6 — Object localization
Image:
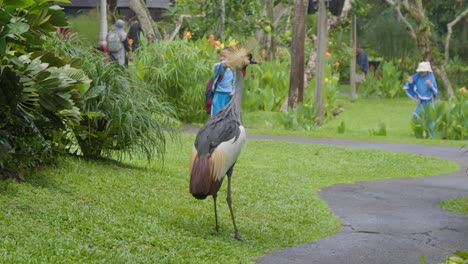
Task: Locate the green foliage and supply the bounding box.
[277,63,340,131]
[361,61,405,98]
[0,0,89,178]
[433,93,468,140]
[167,0,261,40]
[427,250,468,264]
[446,56,468,90]
[440,197,468,215]
[337,121,345,134]
[360,1,417,59]
[128,39,212,123]
[243,57,290,112]
[46,38,180,162]
[369,122,387,136]
[411,93,467,140]
[277,104,316,131]
[67,8,101,48]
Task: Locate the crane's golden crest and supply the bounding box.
[223,47,252,69]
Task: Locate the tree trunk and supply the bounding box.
[304,0,352,89]
[98,0,108,50]
[314,0,327,125]
[168,14,206,41]
[288,0,308,109]
[350,14,357,101]
[265,0,275,60]
[129,0,161,42]
[107,0,117,23]
[281,0,352,112]
[441,7,468,97]
[220,0,226,40]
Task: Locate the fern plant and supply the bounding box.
[0,0,89,178]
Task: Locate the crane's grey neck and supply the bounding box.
[233,68,243,109]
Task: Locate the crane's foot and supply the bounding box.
[233,233,242,241]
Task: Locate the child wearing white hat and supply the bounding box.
[404,61,438,119]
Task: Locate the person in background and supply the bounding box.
[355,44,369,92]
[127,20,142,51]
[107,19,133,66]
[404,61,438,132]
[211,47,235,117]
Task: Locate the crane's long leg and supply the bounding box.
[213,194,219,232]
[226,166,241,240]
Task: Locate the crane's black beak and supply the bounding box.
[248,53,258,65]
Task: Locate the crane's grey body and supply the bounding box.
[189,53,252,240]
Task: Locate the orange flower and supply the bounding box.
[128,38,134,45]
[326,47,330,52]
[209,34,215,40]
[213,40,221,47]
[185,31,192,39]
[278,50,286,56]
[335,61,340,67]
[325,52,331,58]
[460,86,467,93]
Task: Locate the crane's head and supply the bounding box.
[223,47,257,70]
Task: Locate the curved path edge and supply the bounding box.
[249,134,468,264]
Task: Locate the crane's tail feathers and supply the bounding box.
[190,147,228,200]
[190,148,212,200]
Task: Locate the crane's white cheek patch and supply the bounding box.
[210,126,246,181]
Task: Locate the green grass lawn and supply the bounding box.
[440,197,468,215]
[0,133,460,263]
[243,96,468,147]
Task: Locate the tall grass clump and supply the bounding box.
[129,39,213,123]
[45,37,179,162]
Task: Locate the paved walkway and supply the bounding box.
[250,135,468,264]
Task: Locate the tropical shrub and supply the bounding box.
[0,0,89,178]
[411,92,467,140]
[361,61,405,98]
[45,37,180,162]
[243,57,290,112]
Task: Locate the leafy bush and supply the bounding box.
[411,92,467,140]
[433,93,468,140]
[0,0,88,178]
[361,61,405,98]
[243,58,290,112]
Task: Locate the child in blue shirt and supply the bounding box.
[211,48,235,117]
[404,61,438,119]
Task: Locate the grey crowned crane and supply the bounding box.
[189,48,255,240]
